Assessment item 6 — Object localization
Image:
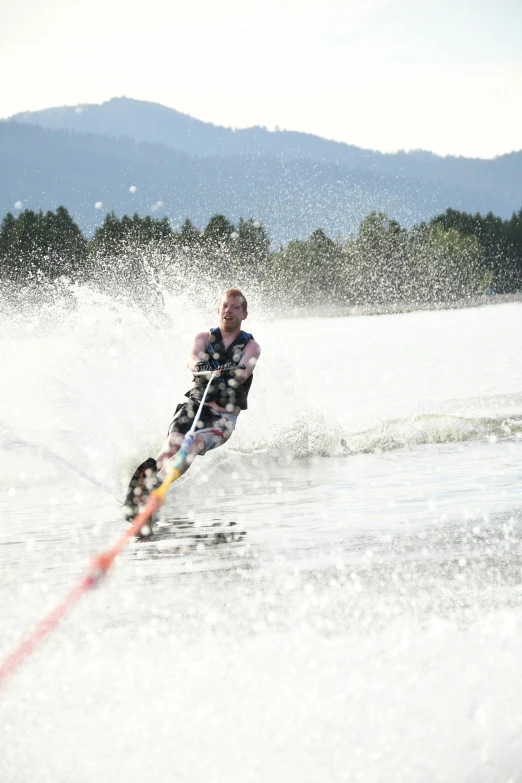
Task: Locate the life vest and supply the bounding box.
[186,327,254,413]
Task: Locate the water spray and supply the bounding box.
[0,371,222,686]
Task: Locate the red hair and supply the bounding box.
[221,288,248,311]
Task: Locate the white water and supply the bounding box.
[1,289,522,782]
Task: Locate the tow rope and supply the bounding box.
[0,368,230,686]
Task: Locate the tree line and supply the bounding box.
[1,205,522,306]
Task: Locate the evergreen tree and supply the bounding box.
[177,217,200,249]
[351,212,409,302]
[0,212,17,279]
[1,201,521,302]
[0,207,86,283]
[234,218,270,276]
[89,212,126,257]
[44,206,87,279]
[270,228,344,304]
[428,207,522,293]
[505,208,522,289]
[201,215,235,249]
[410,224,484,301]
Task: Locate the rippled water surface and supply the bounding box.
[1,292,522,782]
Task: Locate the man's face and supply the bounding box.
[218,295,247,332]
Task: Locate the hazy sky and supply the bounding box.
[2,0,521,158]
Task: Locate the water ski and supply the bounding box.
[135,518,246,546]
[123,457,160,537]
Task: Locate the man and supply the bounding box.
[124,288,261,526]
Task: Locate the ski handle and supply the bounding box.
[192,363,246,377]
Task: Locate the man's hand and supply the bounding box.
[194,361,215,375]
[217,361,237,379]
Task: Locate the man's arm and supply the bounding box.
[231,340,261,386]
[187,331,210,371]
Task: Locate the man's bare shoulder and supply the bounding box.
[193,330,210,342]
[191,330,210,352]
[188,331,211,367]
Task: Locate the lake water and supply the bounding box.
[1,288,522,782]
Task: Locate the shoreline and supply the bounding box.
[273,292,522,320]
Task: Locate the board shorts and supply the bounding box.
[168,401,237,455]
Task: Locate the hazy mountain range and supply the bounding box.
[1,97,521,242]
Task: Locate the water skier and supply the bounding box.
[124,288,261,525]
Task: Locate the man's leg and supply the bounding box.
[124,402,204,527]
[125,406,234,523]
[156,431,206,481]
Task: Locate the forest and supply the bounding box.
[1,205,522,307]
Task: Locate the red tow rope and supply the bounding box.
[0,493,161,686]
[0,371,221,686]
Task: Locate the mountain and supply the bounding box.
[9,97,382,163]
[1,98,521,242]
[1,121,501,243]
[9,97,522,219]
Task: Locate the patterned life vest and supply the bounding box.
[186,327,254,413]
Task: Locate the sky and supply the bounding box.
[1,0,522,158]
